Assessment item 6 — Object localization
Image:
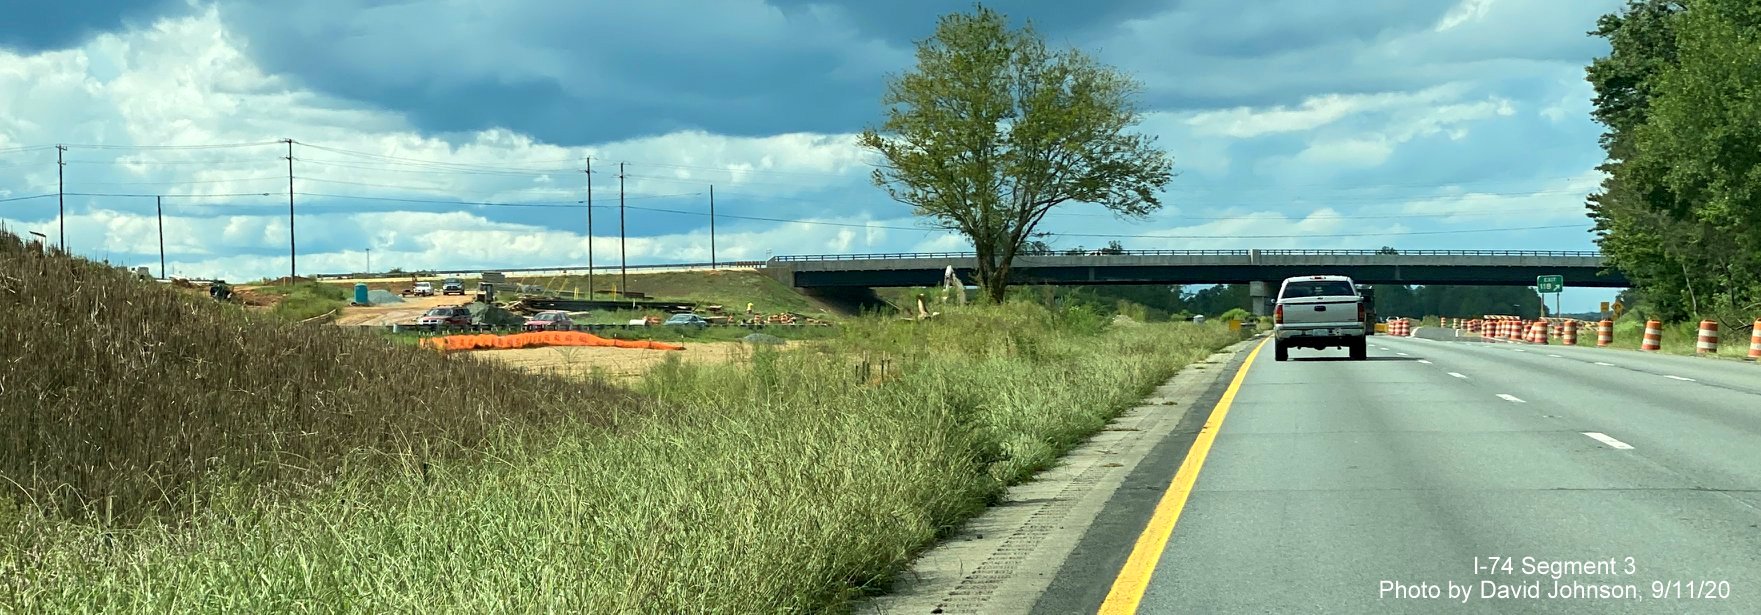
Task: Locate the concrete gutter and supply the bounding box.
[853,336,1261,615]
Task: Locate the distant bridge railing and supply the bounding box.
[313,260,768,280]
[770,249,1603,262]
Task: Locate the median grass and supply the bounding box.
[2,234,1245,613]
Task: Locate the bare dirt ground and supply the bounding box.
[467,341,790,382]
[333,294,467,326]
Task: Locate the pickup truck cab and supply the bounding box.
[1273,275,1368,361]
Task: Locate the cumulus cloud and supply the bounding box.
[0,0,1628,309]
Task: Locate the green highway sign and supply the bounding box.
[1536,275,1564,293]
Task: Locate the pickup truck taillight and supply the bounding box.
[1273,304,1283,324]
[1358,302,1365,323]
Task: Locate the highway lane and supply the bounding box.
[1045,335,1761,614]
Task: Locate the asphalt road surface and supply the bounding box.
[1037,333,1761,614]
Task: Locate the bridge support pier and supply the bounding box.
[1249,280,1274,317]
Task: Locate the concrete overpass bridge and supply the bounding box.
[764,249,1627,316]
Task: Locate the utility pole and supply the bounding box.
[366,247,371,275]
[585,157,594,299]
[619,162,627,296]
[56,145,66,251]
[156,196,166,279]
[709,184,716,269]
[284,138,296,283]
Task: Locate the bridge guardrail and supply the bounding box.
[770,249,1604,261]
[771,249,1255,261]
[1255,249,1602,257]
[313,260,768,281]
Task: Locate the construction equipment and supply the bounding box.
[208,279,233,302]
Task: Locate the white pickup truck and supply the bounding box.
[1272,274,1368,361]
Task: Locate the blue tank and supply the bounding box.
[354,282,369,305]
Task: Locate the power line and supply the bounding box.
[63,191,281,198]
[56,141,286,150]
[292,141,584,173]
[0,145,57,155]
[295,158,575,177]
[62,158,279,167]
[289,191,700,208]
[66,176,287,187]
[0,193,55,203]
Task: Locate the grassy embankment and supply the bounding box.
[1557,316,1757,360]
[1,234,1246,613]
[253,281,352,322]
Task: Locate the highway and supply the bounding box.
[1037,332,1761,614]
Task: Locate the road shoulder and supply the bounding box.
[854,335,1262,615]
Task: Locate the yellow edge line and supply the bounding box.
[1096,336,1268,615]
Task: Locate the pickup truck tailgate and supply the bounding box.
[1280,296,1360,326]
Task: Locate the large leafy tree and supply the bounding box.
[1584,0,1690,318]
[1628,0,1761,319]
[1586,0,1761,322]
[858,5,1175,303]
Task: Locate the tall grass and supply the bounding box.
[256,282,351,321]
[2,233,1244,612]
[0,233,647,522]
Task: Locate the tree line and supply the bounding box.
[1586,0,1760,324]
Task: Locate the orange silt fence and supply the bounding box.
[419,330,686,354]
[1696,320,1719,355]
[1641,320,1662,352]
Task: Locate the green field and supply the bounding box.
[1,234,1248,613]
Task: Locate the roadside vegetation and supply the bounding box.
[254,281,351,321]
[1,231,1246,613]
[1585,1,1760,325]
[1561,314,1756,360]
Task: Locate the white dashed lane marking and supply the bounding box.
[1449,372,1469,379]
[1497,394,1526,403]
[1665,375,1697,382]
[1583,432,1634,450]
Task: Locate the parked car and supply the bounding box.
[523,310,576,331]
[417,306,473,328]
[662,313,710,329]
[441,278,465,296]
[409,281,434,296]
[1272,275,1367,361]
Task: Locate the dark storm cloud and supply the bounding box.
[0,0,180,52]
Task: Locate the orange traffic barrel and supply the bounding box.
[1641,320,1662,351]
[1697,320,1719,355]
[1596,320,1613,347]
[1749,319,1761,361]
[1563,320,1578,346]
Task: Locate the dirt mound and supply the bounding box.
[365,289,405,304]
[468,301,526,326]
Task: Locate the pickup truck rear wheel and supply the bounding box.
[1274,340,1289,362]
[1349,336,1367,360]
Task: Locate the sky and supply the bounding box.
[0,0,1629,311]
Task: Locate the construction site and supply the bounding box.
[156,265,859,381]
